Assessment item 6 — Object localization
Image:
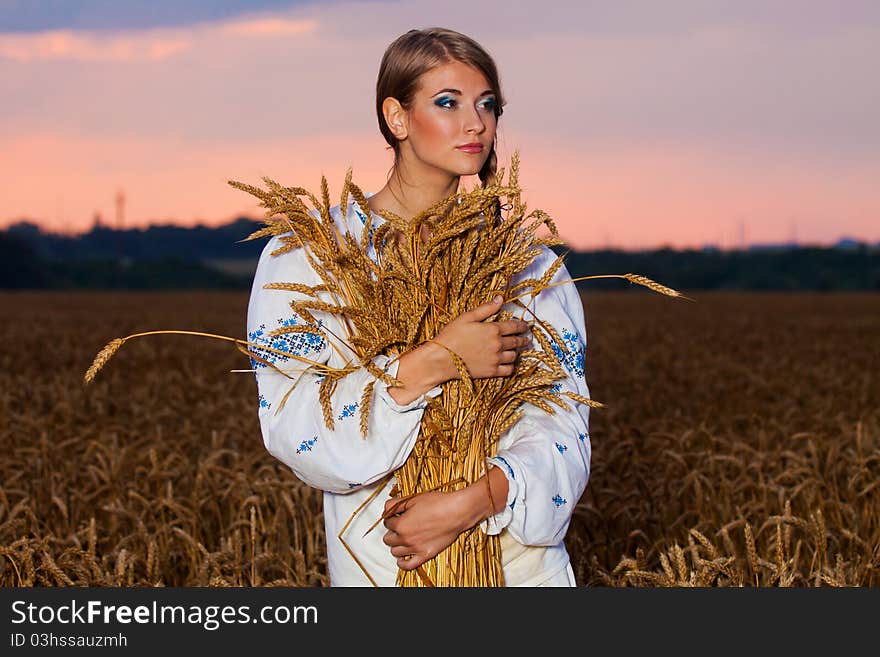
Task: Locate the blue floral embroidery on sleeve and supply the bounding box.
[338,401,359,421]
[295,436,319,454]
[555,442,568,454]
[577,432,589,442]
[488,457,517,511]
[258,394,271,410]
[249,317,326,370]
[549,327,585,378]
[552,494,567,507]
[493,456,515,480]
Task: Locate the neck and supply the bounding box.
[369,159,460,222]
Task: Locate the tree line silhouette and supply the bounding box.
[1,219,878,290]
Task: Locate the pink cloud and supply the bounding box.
[0,29,191,62]
[0,13,317,64]
[219,18,319,37]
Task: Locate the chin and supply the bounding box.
[449,156,487,177]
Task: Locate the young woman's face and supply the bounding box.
[400,60,498,178]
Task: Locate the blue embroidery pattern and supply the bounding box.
[348,482,362,489]
[577,432,589,442]
[353,202,392,254]
[552,494,567,507]
[509,498,516,510]
[555,442,568,454]
[338,401,359,421]
[353,206,380,262]
[296,436,319,454]
[550,327,585,378]
[258,394,271,410]
[248,317,326,370]
[493,456,515,480]
[548,382,563,395]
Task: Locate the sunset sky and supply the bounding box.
[1,0,877,251]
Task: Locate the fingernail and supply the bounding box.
[493,295,502,304]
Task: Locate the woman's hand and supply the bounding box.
[432,296,533,381]
[382,490,469,571]
[388,297,532,406]
[382,467,510,571]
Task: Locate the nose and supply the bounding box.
[464,105,486,135]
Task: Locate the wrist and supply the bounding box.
[454,485,488,533]
[456,467,509,531]
[420,340,457,385]
[386,343,446,406]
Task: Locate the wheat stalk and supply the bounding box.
[83,330,341,386]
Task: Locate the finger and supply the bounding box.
[397,546,437,570]
[498,349,518,364]
[468,297,504,320]
[500,335,529,352]
[397,554,427,571]
[497,319,530,336]
[382,496,409,519]
[384,496,407,513]
[383,515,399,532]
[390,544,414,557]
[383,530,403,547]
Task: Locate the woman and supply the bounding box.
[246,27,591,586]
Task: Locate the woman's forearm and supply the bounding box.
[387,342,455,406]
[456,465,510,530]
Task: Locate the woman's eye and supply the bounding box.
[435,97,496,111]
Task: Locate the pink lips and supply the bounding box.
[456,144,483,153]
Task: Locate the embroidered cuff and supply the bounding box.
[479,455,519,536]
[373,354,442,413]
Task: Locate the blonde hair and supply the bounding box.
[376,27,506,188]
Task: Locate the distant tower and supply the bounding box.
[115,188,125,230]
[114,188,125,261]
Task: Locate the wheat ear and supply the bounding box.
[83,339,125,384]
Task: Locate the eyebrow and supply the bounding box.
[432,88,495,97]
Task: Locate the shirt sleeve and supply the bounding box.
[481,246,592,546]
[246,233,442,494]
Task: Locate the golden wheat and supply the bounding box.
[2,291,877,587]
[226,150,641,586]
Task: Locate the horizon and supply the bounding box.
[5,212,875,254]
[2,1,878,251]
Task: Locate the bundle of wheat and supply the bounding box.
[84,150,685,587]
[226,150,681,586]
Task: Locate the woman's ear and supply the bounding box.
[382,97,408,141]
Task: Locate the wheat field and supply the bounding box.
[1,290,877,586]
